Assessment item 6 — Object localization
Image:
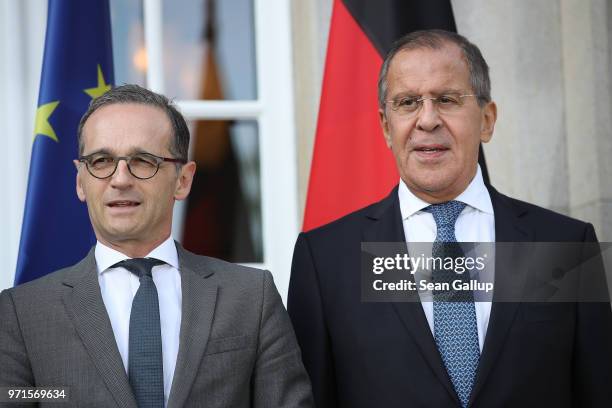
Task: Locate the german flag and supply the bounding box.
[303,0,489,231]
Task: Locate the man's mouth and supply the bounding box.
[107,200,141,208]
[412,144,450,161]
[414,144,449,153]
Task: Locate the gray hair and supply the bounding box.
[378,29,491,110]
[77,84,190,162]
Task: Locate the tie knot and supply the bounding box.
[112,257,165,278]
[424,200,466,228]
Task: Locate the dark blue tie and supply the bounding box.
[113,257,165,408]
[424,201,479,408]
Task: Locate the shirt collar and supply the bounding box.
[95,235,179,275]
[398,165,493,220]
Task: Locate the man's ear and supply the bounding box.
[74,160,86,202]
[174,161,196,201]
[480,101,497,143]
[379,109,392,148]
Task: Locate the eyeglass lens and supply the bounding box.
[86,154,159,179]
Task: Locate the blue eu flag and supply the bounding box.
[15,0,114,284]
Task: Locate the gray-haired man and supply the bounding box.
[289,30,612,408]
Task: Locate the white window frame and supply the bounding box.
[143,0,299,301]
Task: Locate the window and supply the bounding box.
[132,0,298,300]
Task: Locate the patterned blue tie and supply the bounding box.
[113,257,165,408]
[424,201,479,408]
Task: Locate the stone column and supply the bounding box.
[560,0,612,241]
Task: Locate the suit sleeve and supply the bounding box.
[288,233,338,408]
[0,289,35,395]
[251,269,314,408]
[572,223,612,406]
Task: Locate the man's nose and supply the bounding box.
[416,99,442,132]
[110,159,134,187]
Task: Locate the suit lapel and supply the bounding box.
[62,250,137,408]
[362,188,460,406]
[168,245,218,408]
[468,187,533,406]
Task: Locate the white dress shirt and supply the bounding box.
[398,165,495,351]
[95,236,182,407]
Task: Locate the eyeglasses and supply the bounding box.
[385,93,479,116]
[78,152,187,179]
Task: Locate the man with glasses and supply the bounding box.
[0,84,313,407]
[288,30,612,407]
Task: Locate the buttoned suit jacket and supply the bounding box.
[0,244,314,408]
[288,185,612,407]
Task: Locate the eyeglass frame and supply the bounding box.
[384,93,480,115]
[77,151,187,180]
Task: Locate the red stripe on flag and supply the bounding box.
[303,0,399,231]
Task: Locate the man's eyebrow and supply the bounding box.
[131,148,170,158]
[132,148,156,155]
[438,89,466,95]
[82,148,113,156]
[392,89,466,99]
[390,91,420,99]
[82,148,160,156]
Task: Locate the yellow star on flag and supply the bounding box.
[84,64,111,99]
[34,101,60,142]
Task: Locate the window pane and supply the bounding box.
[110,0,146,86]
[181,120,262,263]
[162,0,257,100]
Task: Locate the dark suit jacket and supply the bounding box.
[0,244,314,408]
[288,186,612,407]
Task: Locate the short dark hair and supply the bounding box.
[378,29,491,110]
[77,84,190,162]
